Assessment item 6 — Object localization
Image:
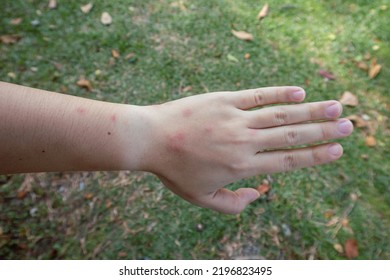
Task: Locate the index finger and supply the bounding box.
[231,86,306,110]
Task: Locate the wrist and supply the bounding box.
[120,104,156,172]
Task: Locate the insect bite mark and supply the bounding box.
[76,107,87,115]
[182,108,193,118]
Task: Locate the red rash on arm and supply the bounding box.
[181,108,193,118]
[76,107,87,114]
[167,131,186,153]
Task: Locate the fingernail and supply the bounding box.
[337,120,353,134]
[328,143,343,157]
[292,90,305,101]
[325,103,342,118]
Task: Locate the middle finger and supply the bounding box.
[246,100,342,129]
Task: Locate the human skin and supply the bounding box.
[0,82,353,214]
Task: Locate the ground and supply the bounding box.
[0,0,389,259]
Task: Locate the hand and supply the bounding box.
[140,86,353,214]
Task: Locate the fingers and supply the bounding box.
[247,100,343,129]
[231,86,306,110]
[205,188,260,215]
[254,119,353,150]
[250,143,344,175]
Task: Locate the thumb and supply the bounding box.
[206,188,260,215]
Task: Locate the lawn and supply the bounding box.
[0,0,389,259]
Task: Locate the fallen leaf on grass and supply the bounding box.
[118,251,127,258]
[17,190,28,199]
[101,12,112,25]
[81,3,93,14]
[231,30,253,41]
[324,210,334,219]
[339,91,358,107]
[111,49,120,58]
[257,3,269,20]
[182,85,193,93]
[227,54,239,63]
[170,1,187,11]
[10,18,23,25]
[334,243,344,254]
[356,61,368,71]
[346,114,368,128]
[256,184,271,195]
[318,69,336,80]
[365,135,376,147]
[76,78,93,91]
[0,34,22,44]
[368,58,381,79]
[244,53,251,59]
[84,193,94,200]
[345,239,359,259]
[48,0,57,9]
[326,216,339,227]
[7,72,17,79]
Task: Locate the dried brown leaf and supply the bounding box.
[182,85,193,92]
[10,18,23,25]
[231,30,253,41]
[318,69,336,80]
[0,34,22,44]
[244,53,251,59]
[101,12,112,25]
[170,1,187,11]
[339,91,358,107]
[84,193,93,200]
[356,61,368,71]
[257,3,269,20]
[48,0,57,9]
[324,210,334,219]
[345,239,359,259]
[368,59,382,79]
[256,184,270,194]
[346,114,368,128]
[334,243,344,254]
[326,216,339,227]
[81,3,93,14]
[365,135,376,147]
[111,49,120,58]
[17,190,27,199]
[76,78,93,91]
[125,53,135,60]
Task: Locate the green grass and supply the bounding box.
[0,0,389,259]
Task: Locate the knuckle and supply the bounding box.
[280,152,298,172]
[274,108,289,125]
[311,149,322,164]
[284,128,300,146]
[253,89,265,106]
[227,160,251,175]
[309,104,316,119]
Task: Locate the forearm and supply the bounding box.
[0,82,147,174]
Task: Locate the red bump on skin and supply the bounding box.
[182,108,193,118]
[76,107,87,114]
[203,124,213,134]
[110,114,117,122]
[167,131,186,152]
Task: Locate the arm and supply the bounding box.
[0,81,148,173]
[0,82,353,214]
